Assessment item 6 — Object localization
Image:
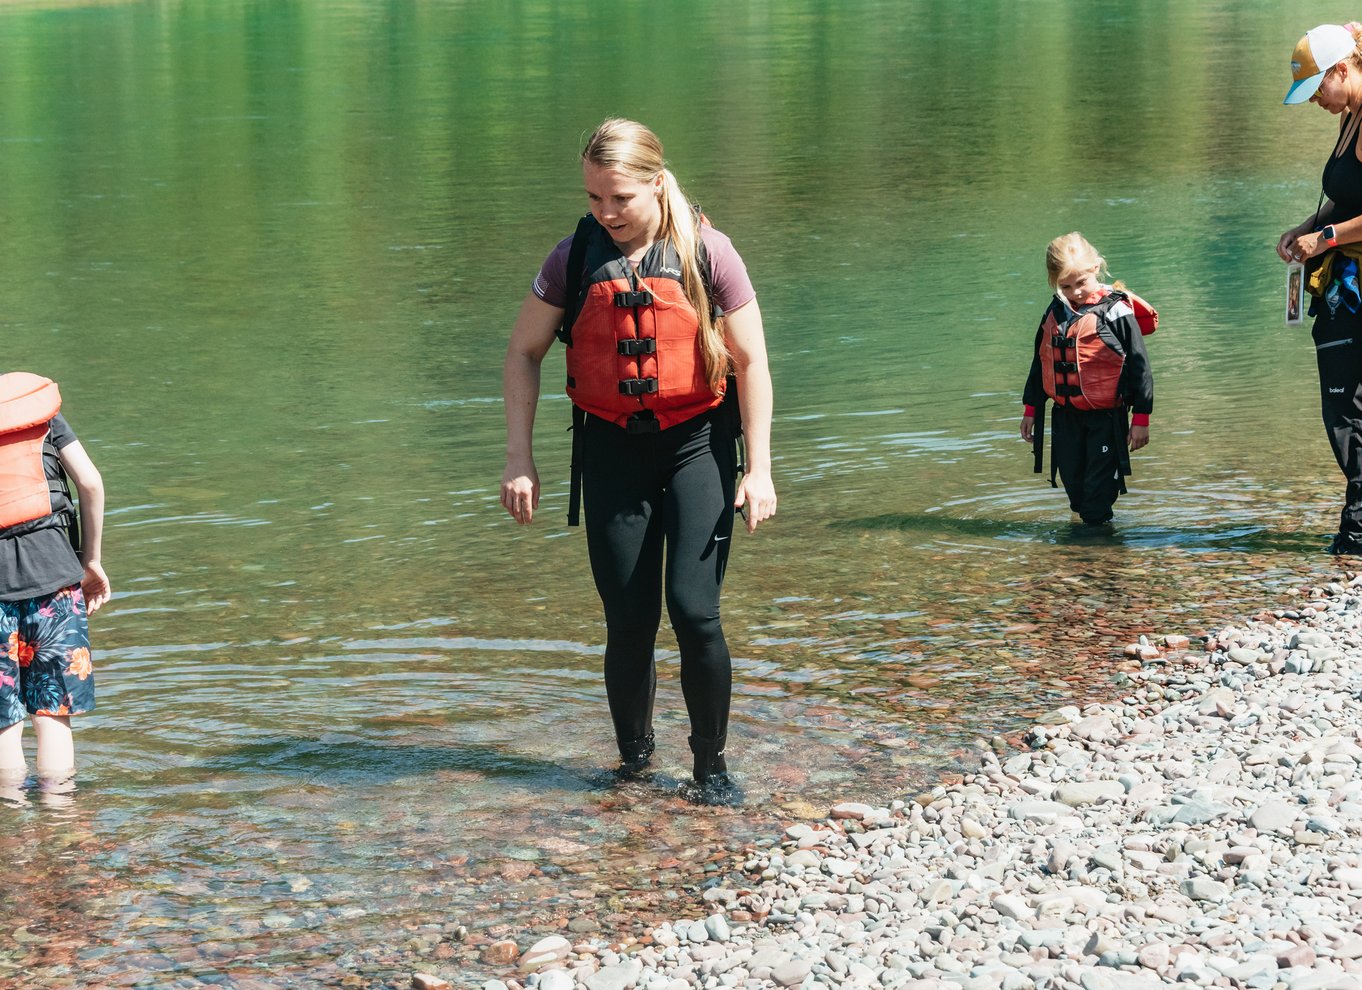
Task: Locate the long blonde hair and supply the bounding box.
[582,118,727,391]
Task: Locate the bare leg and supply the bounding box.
[0,720,24,782]
[33,715,73,781]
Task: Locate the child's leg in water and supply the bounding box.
[33,715,73,780]
[0,720,24,782]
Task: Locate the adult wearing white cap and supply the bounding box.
[1277,23,1362,554]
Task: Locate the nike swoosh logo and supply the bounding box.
[714,535,730,542]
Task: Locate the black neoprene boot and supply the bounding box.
[685,733,742,805]
[615,731,655,776]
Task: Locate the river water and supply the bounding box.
[0,1,1358,986]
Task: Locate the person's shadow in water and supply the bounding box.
[185,736,685,796]
[834,512,1326,554]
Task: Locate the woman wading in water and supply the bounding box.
[1278,23,1362,554]
[500,119,776,803]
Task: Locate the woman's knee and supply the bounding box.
[665,589,722,643]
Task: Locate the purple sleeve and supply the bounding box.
[530,235,576,309]
[700,226,756,314]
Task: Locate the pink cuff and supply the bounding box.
[1131,413,1150,428]
[1023,405,1037,418]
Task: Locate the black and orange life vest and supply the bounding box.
[0,373,74,537]
[557,216,724,430]
[1039,289,1154,411]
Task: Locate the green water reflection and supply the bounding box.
[0,0,1357,985]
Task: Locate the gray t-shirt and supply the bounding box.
[532,224,756,314]
[0,413,84,602]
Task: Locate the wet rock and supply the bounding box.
[519,935,571,972]
[484,940,520,965]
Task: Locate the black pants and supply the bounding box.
[1051,405,1126,525]
[581,410,735,747]
[1314,304,1362,540]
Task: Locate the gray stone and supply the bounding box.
[537,971,574,990]
[703,914,730,943]
[1249,799,1300,833]
[771,958,812,987]
[1181,877,1230,902]
[1054,781,1125,807]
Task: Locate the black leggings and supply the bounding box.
[581,410,736,746]
[1314,304,1362,539]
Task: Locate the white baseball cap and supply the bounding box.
[1284,24,1357,105]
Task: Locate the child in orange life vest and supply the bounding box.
[0,374,109,788]
[1020,233,1154,526]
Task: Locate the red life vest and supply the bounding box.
[1039,290,1142,411]
[561,218,723,430]
[0,373,63,529]
[1122,289,1158,336]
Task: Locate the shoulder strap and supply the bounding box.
[555,214,597,347]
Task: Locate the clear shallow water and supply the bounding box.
[1,0,1360,986]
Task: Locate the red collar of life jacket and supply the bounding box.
[0,373,64,529]
[562,218,724,431]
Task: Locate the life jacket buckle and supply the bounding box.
[1051,335,1071,348]
[614,289,654,308]
[617,338,657,356]
[625,412,660,434]
[1054,361,1078,373]
[618,377,659,396]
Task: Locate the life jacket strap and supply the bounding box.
[1054,384,1084,398]
[1053,361,1078,373]
[1032,401,1046,476]
[567,405,587,527]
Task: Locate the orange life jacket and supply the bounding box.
[559,217,723,430]
[1039,290,1144,411]
[0,373,66,530]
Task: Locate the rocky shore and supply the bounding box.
[456,571,1362,990]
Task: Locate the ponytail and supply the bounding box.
[658,169,728,391]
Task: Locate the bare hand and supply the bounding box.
[1128,424,1150,452]
[1277,227,1303,263]
[1020,415,1035,443]
[734,472,776,534]
[501,460,540,525]
[81,561,111,614]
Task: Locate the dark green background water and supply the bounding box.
[0,1,1356,986]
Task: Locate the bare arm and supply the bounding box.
[57,440,110,613]
[502,293,564,525]
[724,299,776,533]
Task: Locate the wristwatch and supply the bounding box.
[1323,225,1339,247]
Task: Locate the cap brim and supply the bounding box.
[1285,70,1326,104]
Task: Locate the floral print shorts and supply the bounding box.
[0,584,93,728]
